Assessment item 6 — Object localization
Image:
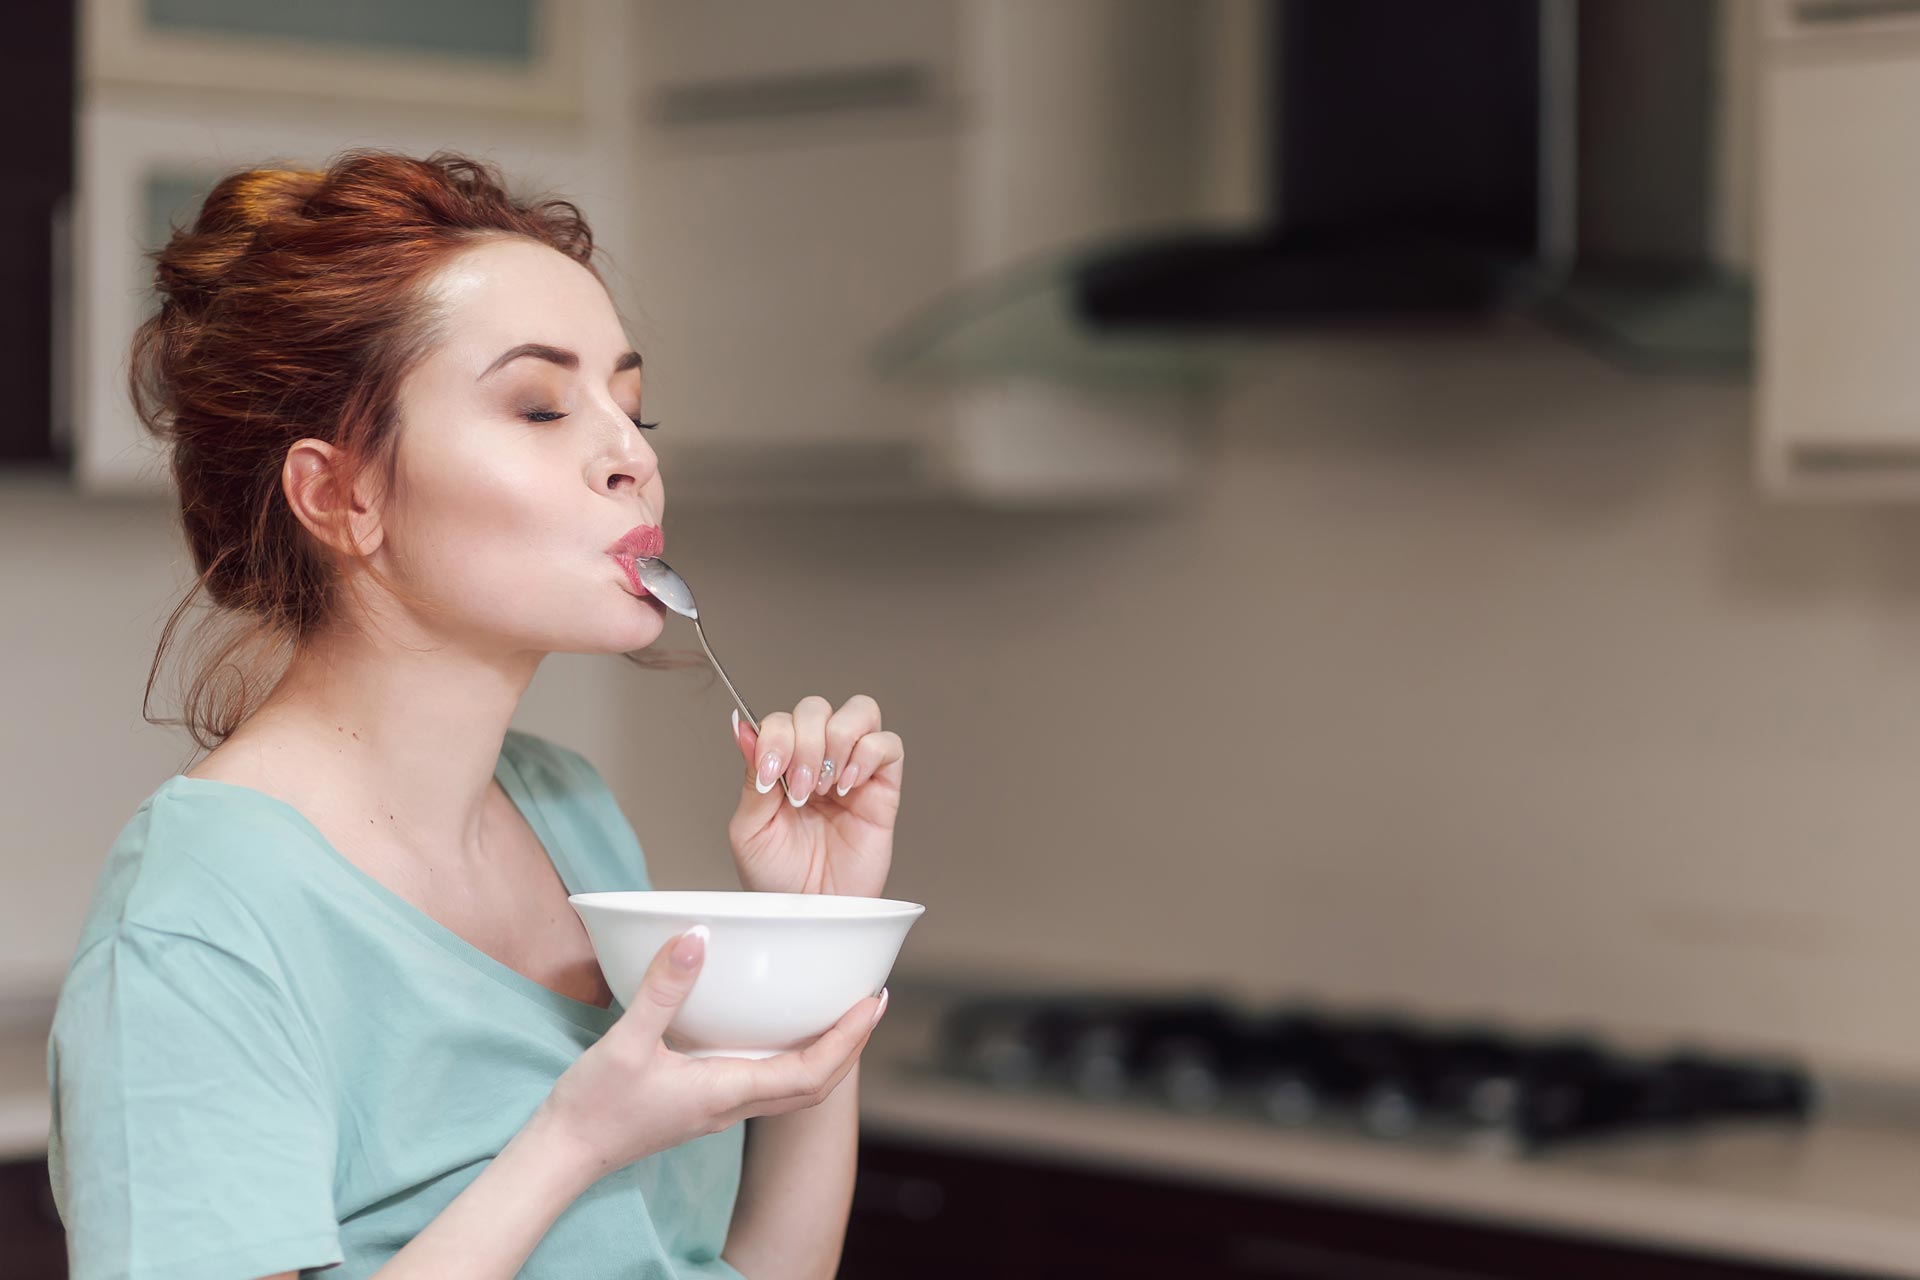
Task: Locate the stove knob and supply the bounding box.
[1067,1024,1130,1102]
[1258,1071,1320,1126]
[1148,1039,1223,1113]
[972,1026,1041,1090]
[1466,1074,1521,1128]
[1361,1084,1420,1139]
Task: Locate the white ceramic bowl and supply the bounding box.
[568,890,925,1058]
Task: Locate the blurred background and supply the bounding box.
[13,0,1920,1276]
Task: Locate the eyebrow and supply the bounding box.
[478,343,643,380]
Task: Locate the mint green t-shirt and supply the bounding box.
[46,728,746,1280]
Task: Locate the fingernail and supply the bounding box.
[730,708,740,742]
[870,987,889,1026]
[816,762,834,795]
[756,750,780,793]
[836,764,858,797]
[672,923,709,970]
[789,763,813,806]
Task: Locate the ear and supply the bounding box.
[283,438,387,558]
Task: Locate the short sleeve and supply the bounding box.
[49,921,343,1280]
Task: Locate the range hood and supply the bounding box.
[877,0,1750,398]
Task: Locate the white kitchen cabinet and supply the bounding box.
[1756,1,1920,497]
[619,1,966,504]
[621,125,963,504]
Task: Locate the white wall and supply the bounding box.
[14,322,1920,1076]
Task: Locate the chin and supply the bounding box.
[599,601,671,652]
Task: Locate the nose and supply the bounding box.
[590,411,659,495]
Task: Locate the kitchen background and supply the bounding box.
[12,0,1920,1277]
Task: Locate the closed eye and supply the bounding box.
[522,410,659,431]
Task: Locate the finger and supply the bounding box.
[783,992,886,1108]
[819,695,881,797]
[778,989,886,1093]
[835,729,904,798]
[710,1021,878,1125]
[618,926,708,1047]
[717,990,886,1119]
[812,1019,877,1098]
[749,710,794,796]
[729,707,756,770]
[784,695,833,808]
[726,712,790,850]
[758,1028,873,1118]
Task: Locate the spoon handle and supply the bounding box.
[692,616,794,802]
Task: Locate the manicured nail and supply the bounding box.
[672,924,709,970]
[756,750,781,793]
[789,763,813,805]
[816,760,834,795]
[870,987,889,1026]
[730,708,740,743]
[836,764,859,797]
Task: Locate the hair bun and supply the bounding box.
[151,167,325,317]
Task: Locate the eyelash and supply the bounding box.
[523,410,659,431]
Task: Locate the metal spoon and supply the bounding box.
[632,556,796,802]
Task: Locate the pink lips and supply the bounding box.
[608,523,664,600]
[609,524,663,560]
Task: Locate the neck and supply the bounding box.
[218,621,543,865]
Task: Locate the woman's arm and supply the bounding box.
[720,1062,862,1280]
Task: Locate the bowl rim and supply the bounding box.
[568,889,925,920]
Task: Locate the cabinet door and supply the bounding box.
[622,96,961,502]
[843,1135,1887,1280]
[1757,8,1920,496]
[0,1158,65,1279]
[72,97,618,496]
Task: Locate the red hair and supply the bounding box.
[132,148,696,752]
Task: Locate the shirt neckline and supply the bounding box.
[159,732,624,1035]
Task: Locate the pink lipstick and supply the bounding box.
[607,523,664,599]
[609,524,663,560]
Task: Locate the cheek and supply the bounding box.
[391,456,570,591]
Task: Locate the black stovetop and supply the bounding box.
[924,990,1813,1154]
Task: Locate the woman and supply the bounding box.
[44,149,903,1279]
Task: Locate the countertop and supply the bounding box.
[853,976,1920,1280]
[10,979,1920,1277]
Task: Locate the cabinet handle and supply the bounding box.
[1791,0,1920,26]
[1779,0,1920,37]
[1787,442,1920,475]
[652,63,931,125]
